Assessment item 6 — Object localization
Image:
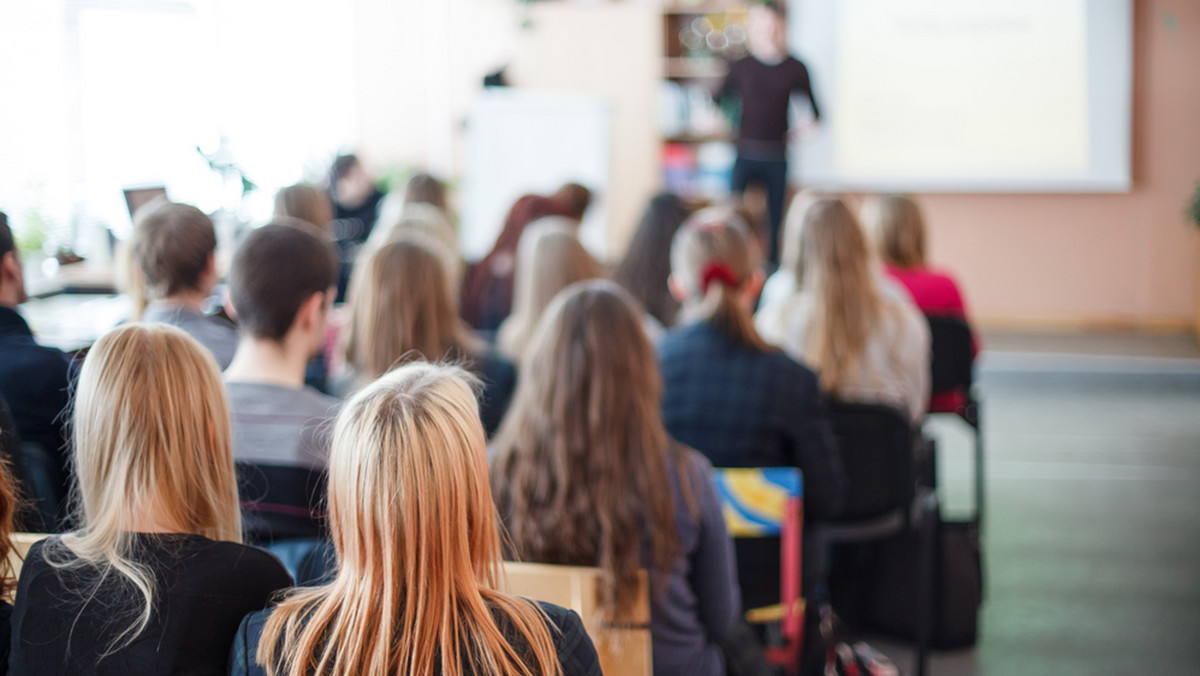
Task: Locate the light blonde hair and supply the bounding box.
[274,183,334,235]
[861,194,927,269]
[491,281,694,622]
[53,323,241,654]
[342,236,483,390]
[497,219,605,361]
[670,207,772,352]
[787,197,893,396]
[258,363,562,676]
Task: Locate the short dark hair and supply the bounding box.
[0,212,13,257]
[759,0,786,17]
[329,154,360,186]
[132,202,216,299]
[229,221,339,341]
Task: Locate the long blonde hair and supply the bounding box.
[671,207,772,352]
[258,363,562,676]
[342,236,483,389]
[787,197,887,396]
[491,281,693,621]
[497,219,605,361]
[55,323,241,653]
[861,194,927,269]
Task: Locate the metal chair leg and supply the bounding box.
[915,492,938,676]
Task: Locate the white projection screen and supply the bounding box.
[790,0,1133,193]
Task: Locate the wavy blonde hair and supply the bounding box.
[258,363,562,676]
[54,323,241,654]
[671,207,772,352]
[786,197,894,396]
[491,281,693,622]
[342,235,483,390]
[497,219,605,362]
[861,194,927,269]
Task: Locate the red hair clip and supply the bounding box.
[700,262,739,293]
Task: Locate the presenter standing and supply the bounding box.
[718,0,820,268]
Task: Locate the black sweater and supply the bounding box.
[720,55,821,155]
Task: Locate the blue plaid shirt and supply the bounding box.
[658,322,845,519]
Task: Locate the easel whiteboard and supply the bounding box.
[461,88,612,261]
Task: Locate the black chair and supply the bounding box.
[926,315,985,530]
[812,401,937,676]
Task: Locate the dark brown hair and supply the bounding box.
[404,173,448,212]
[229,221,339,341]
[613,193,691,327]
[132,202,217,299]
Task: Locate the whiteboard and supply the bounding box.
[461,88,612,261]
[790,0,1133,193]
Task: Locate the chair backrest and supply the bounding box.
[927,315,974,395]
[8,532,50,589]
[502,561,652,676]
[828,401,915,521]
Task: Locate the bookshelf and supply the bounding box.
[660,3,749,200]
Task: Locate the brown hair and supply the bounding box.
[613,193,691,327]
[861,194,927,269]
[491,281,693,621]
[671,207,773,352]
[229,221,338,342]
[259,363,562,675]
[497,220,605,362]
[0,454,18,602]
[403,172,448,212]
[274,184,334,235]
[343,236,483,389]
[131,202,216,300]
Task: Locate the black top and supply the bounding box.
[229,599,601,675]
[0,600,11,676]
[0,306,74,467]
[719,55,821,156]
[10,534,292,675]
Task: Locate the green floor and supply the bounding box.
[874,332,1200,675]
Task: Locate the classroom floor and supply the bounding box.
[871,331,1200,676]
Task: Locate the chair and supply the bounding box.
[926,315,985,530]
[712,467,805,674]
[503,561,652,676]
[8,532,50,587]
[814,401,937,676]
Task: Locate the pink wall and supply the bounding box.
[916,0,1200,331]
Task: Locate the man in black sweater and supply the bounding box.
[719,1,820,267]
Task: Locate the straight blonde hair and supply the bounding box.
[342,235,483,390]
[787,197,891,396]
[258,363,562,676]
[54,323,241,654]
[497,219,605,362]
[491,281,694,621]
[671,207,773,352]
[861,194,927,269]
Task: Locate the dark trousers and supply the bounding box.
[731,154,788,268]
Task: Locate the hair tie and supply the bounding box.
[699,262,739,294]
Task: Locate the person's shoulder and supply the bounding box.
[531,601,601,676]
[184,538,292,586]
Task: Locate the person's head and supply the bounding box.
[0,212,28,307]
[344,236,478,386]
[258,363,562,675]
[614,192,692,327]
[498,219,605,361]
[491,281,685,619]
[748,1,787,56]
[227,221,338,357]
[861,194,927,270]
[490,194,576,260]
[274,183,334,235]
[786,196,882,395]
[372,203,459,266]
[131,201,218,301]
[549,182,592,221]
[669,207,771,351]
[329,154,374,208]
[63,323,240,650]
[403,172,448,212]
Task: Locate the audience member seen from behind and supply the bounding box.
[133,201,239,369]
[339,236,516,436]
[491,281,743,676]
[9,324,291,675]
[229,363,600,676]
[756,197,931,423]
[223,222,341,545]
[0,212,75,532]
[497,219,605,363]
[0,453,23,671]
[274,183,334,235]
[460,193,578,331]
[657,209,844,605]
[366,202,462,289]
[614,192,692,328]
[328,154,384,244]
